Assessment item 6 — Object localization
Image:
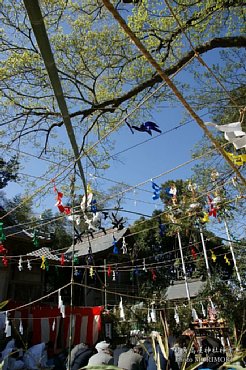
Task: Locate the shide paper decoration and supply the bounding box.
[127,121,162,136]
[151,180,161,200]
[53,181,71,215]
[58,289,65,318]
[205,121,246,149]
[225,151,246,166]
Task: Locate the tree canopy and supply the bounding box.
[0,0,245,193]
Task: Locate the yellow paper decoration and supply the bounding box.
[225,151,246,166]
[87,184,93,193]
[211,250,217,262]
[89,266,94,277]
[201,212,209,223]
[224,255,231,265]
[40,255,46,270]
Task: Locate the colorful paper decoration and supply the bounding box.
[40,256,46,270]
[158,218,166,237]
[89,266,94,278]
[2,256,8,267]
[150,304,157,323]
[130,121,162,136]
[110,213,125,230]
[112,270,116,281]
[107,265,112,277]
[122,237,127,254]
[224,255,231,265]
[207,195,217,217]
[74,227,84,245]
[0,244,7,254]
[151,269,157,281]
[192,308,199,321]
[58,289,65,318]
[53,182,71,215]
[5,314,11,337]
[27,260,32,271]
[112,236,118,254]
[80,185,93,211]
[174,306,179,324]
[201,302,206,318]
[60,254,65,266]
[0,223,6,242]
[206,121,246,149]
[52,319,56,331]
[191,246,197,259]
[74,255,79,265]
[225,151,246,166]
[211,250,217,262]
[151,180,161,200]
[143,258,147,272]
[19,319,23,335]
[18,257,23,271]
[32,230,39,248]
[91,199,97,213]
[187,181,197,193]
[119,297,125,321]
[200,212,209,223]
[165,185,177,205]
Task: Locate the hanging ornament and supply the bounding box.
[191,246,197,259]
[200,212,210,223]
[147,307,151,323]
[40,256,46,270]
[60,253,65,266]
[58,289,65,318]
[134,266,139,276]
[165,185,177,205]
[0,244,7,254]
[74,255,79,265]
[191,308,199,321]
[143,258,147,272]
[112,270,116,281]
[151,179,161,200]
[225,151,246,166]
[201,302,206,318]
[112,236,118,254]
[107,265,112,277]
[80,185,93,211]
[151,269,157,281]
[2,255,8,267]
[158,218,166,237]
[32,230,39,248]
[127,120,162,135]
[27,260,32,271]
[224,255,231,265]
[4,313,11,337]
[46,260,49,271]
[19,319,23,335]
[211,250,217,262]
[119,297,125,321]
[52,319,56,332]
[18,257,23,271]
[110,213,125,230]
[174,306,180,324]
[53,181,71,215]
[91,199,97,214]
[89,266,94,278]
[150,304,157,323]
[187,181,197,194]
[207,195,217,217]
[0,222,6,242]
[122,237,127,254]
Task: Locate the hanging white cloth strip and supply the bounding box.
[205,121,246,149]
[150,304,157,323]
[191,308,199,321]
[5,313,11,337]
[174,306,179,324]
[119,297,125,321]
[201,302,206,318]
[19,319,23,335]
[58,289,66,318]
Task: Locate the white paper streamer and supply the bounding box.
[201,302,206,318]
[150,304,157,323]
[58,289,66,318]
[5,313,11,337]
[19,319,23,335]
[18,257,23,271]
[174,306,179,324]
[52,319,56,332]
[147,307,151,323]
[119,297,125,321]
[191,308,199,321]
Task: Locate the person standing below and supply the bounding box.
[118,344,145,370]
[87,341,114,366]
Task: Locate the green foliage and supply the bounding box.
[0,155,19,189]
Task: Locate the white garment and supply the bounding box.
[206,121,246,149]
[23,343,47,370]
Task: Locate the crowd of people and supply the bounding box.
[0,333,228,370]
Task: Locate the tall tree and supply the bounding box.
[0,0,245,193]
